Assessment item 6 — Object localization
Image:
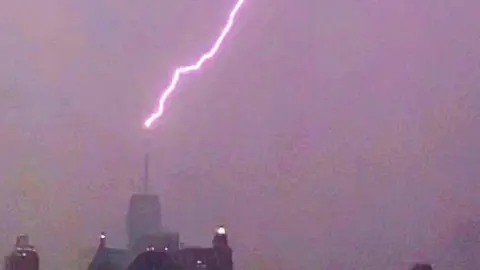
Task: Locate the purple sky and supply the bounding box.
[1,1,479,269]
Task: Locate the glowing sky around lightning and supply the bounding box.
[144,0,246,128]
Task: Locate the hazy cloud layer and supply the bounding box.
[1,1,479,269]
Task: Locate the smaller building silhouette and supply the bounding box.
[411,263,433,270]
[4,235,39,270]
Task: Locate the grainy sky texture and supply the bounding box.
[1,1,480,269]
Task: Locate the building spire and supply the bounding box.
[144,152,149,193]
[143,135,152,194]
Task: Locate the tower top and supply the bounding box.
[99,232,106,247]
[16,234,29,247]
[213,226,229,247]
[216,226,226,235]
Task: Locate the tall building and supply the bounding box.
[126,194,162,250]
[126,152,164,250]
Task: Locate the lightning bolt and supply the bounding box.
[144,0,246,128]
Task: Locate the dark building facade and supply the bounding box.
[411,263,433,270]
[89,228,232,270]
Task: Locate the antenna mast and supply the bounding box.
[142,136,152,194]
[143,152,149,193]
